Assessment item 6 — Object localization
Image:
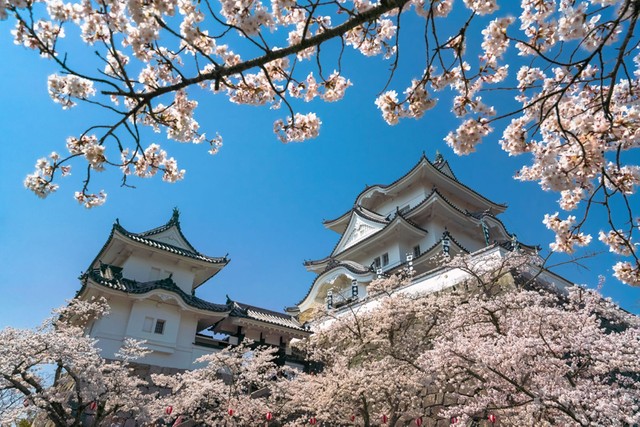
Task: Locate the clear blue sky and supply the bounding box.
[1,9,640,330]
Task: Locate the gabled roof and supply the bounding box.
[88,210,229,290]
[134,208,199,252]
[113,209,228,265]
[227,298,308,332]
[355,153,507,214]
[113,224,228,265]
[304,213,428,267]
[432,152,458,180]
[330,209,390,256]
[323,205,389,234]
[82,267,229,313]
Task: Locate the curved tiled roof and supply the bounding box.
[296,231,470,308]
[227,300,307,331]
[323,204,390,228]
[134,208,199,253]
[323,213,428,259]
[355,153,507,211]
[83,269,229,312]
[114,223,228,264]
[296,260,374,306]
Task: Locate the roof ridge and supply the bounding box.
[329,212,427,258]
[127,209,201,254]
[353,154,506,211]
[83,269,229,312]
[113,223,228,264]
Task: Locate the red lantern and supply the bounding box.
[488,414,497,424]
[309,417,317,425]
[266,412,273,421]
[416,417,423,426]
[89,401,97,411]
[450,417,458,424]
[227,408,234,416]
[381,414,388,424]
[165,406,173,415]
[350,415,356,422]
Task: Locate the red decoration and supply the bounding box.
[309,417,317,425]
[488,414,497,424]
[165,406,173,415]
[227,408,234,416]
[350,415,356,422]
[450,417,459,424]
[89,401,97,411]
[266,412,273,421]
[416,417,423,426]
[381,414,388,424]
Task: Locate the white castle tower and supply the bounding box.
[288,154,568,322]
[77,209,310,370]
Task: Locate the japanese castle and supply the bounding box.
[77,209,310,371]
[78,153,571,371]
[287,153,571,322]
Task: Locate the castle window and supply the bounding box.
[143,317,154,333]
[382,253,389,266]
[413,245,421,258]
[373,257,381,268]
[154,319,166,334]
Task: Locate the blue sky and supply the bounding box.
[1,8,640,330]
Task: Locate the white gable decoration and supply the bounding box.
[332,214,385,255]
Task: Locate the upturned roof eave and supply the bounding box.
[355,154,507,214]
[80,275,231,315]
[295,262,375,309]
[329,213,428,258]
[323,205,389,232]
[112,225,229,267]
[229,316,312,336]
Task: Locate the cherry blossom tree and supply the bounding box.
[2,0,639,283]
[0,298,152,427]
[281,253,640,426]
[150,342,296,426]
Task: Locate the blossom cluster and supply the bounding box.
[542,212,592,253]
[273,112,322,143]
[285,260,640,426]
[48,74,96,109]
[121,144,185,182]
[4,0,640,285]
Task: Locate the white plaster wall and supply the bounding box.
[426,218,485,253]
[92,296,132,338]
[376,187,429,218]
[88,293,227,370]
[125,299,181,349]
[90,296,132,360]
[176,312,199,348]
[122,254,196,293]
[435,189,483,215]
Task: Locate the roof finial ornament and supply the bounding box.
[171,207,180,224]
[225,294,233,305]
[435,150,444,164]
